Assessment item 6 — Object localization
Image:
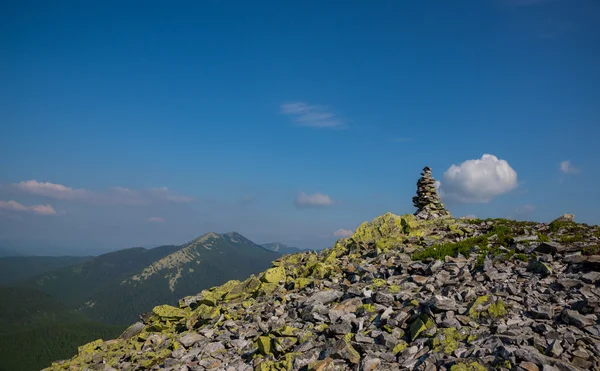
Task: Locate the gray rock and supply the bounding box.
[561,309,596,328]
[306,290,343,305]
[203,342,225,354]
[530,305,555,320]
[119,322,145,340]
[426,294,458,312]
[373,291,394,306]
[178,333,205,348]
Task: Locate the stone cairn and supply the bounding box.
[412,166,450,220]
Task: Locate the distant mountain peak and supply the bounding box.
[222,232,254,245]
[186,232,221,246]
[128,231,271,292]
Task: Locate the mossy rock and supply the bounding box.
[152,305,186,319]
[410,318,427,340]
[77,339,103,357]
[294,277,314,289]
[450,361,487,371]
[261,266,286,283]
[469,296,507,320]
[257,336,272,355]
[392,341,408,354]
[432,328,465,354]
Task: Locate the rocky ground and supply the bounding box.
[44,213,600,371]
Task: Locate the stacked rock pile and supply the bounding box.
[413,166,451,220]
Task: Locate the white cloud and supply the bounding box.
[333,228,354,238]
[147,217,165,223]
[281,102,344,128]
[294,192,334,208]
[11,180,194,205]
[0,200,56,215]
[560,160,580,174]
[15,180,90,200]
[438,154,518,203]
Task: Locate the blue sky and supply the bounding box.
[1,0,599,254]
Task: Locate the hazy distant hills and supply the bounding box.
[0,256,92,285]
[0,231,280,370]
[0,246,21,257]
[260,242,303,255]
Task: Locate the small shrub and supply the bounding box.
[558,234,584,244]
[548,220,576,233]
[582,244,600,256]
[513,253,528,262]
[537,233,550,242]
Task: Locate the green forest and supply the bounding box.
[0,323,125,371]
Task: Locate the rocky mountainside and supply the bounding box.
[77,232,279,324]
[44,212,600,371]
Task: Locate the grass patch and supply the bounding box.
[537,233,550,242]
[413,224,515,262]
[548,220,576,233]
[558,234,584,244]
[513,253,528,262]
[412,236,483,261]
[582,244,600,256]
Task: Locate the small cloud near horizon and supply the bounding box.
[280,102,344,129]
[333,228,354,238]
[0,200,57,215]
[10,180,195,205]
[437,154,518,203]
[560,160,580,174]
[147,217,165,223]
[294,192,334,208]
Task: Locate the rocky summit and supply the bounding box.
[44,212,600,371]
[412,167,451,220]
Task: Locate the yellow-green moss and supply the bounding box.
[488,299,507,318]
[370,278,387,288]
[392,341,408,354]
[257,336,272,355]
[152,305,186,319]
[409,318,427,340]
[388,284,401,293]
[294,277,313,289]
[361,304,377,313]
[261,266,286,283]
[432,328,464,355]
[450,361,487,371]
[468,295,490,320]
